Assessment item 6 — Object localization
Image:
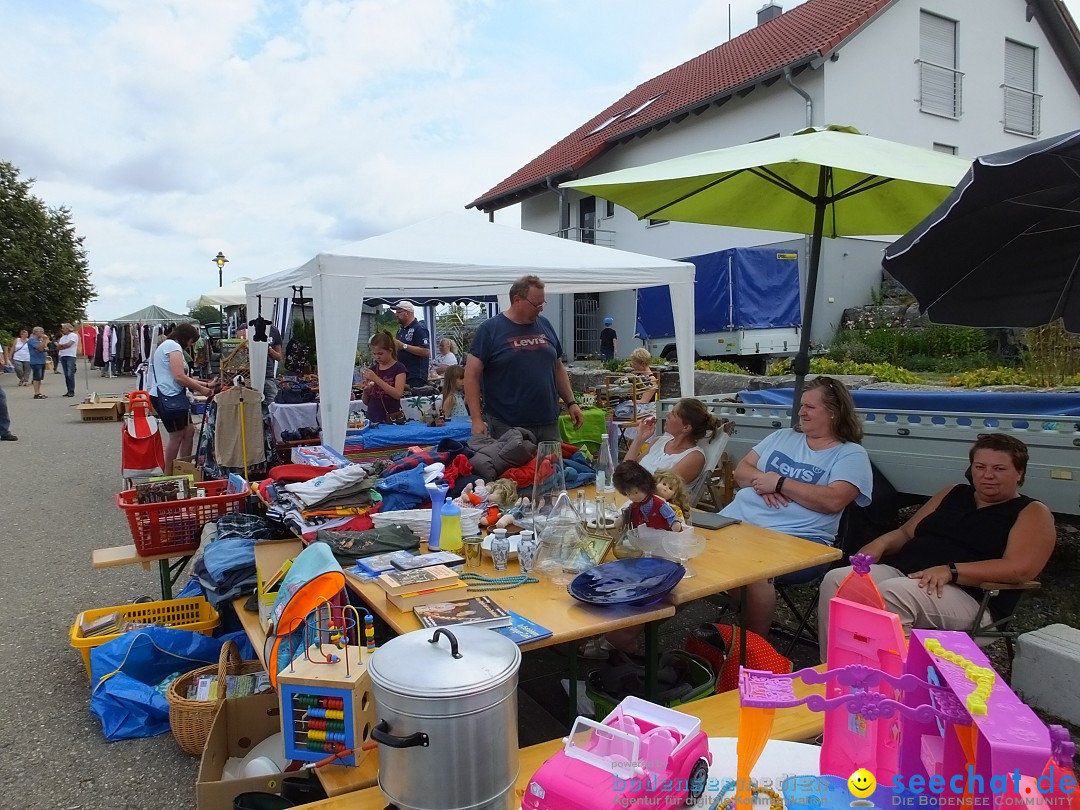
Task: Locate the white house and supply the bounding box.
[468,0,1080,360]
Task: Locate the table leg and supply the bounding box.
[158,556,193,600]
[567,642,579,728]
[644,621,660,702]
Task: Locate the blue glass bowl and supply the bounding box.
[568,558,685,607]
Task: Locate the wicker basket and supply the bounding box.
[166,641,267,755]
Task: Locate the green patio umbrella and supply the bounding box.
[562,125,969,420]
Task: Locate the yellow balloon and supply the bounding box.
[848,768,877,798]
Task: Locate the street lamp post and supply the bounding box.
[212,252,228,363]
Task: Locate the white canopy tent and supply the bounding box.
[188,277,254,309]
[245,212,696,452]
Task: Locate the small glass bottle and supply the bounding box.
[576,489,587,525]
[517,529,538,575]
[596,432,615,495]
[491,528,510,571]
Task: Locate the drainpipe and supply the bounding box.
[546,176,572,354]
[546,177,570,235]
[783,66,816,354]
[782,66,813,128]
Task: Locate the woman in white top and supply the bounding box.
[624,398,724,494]
[432,338,460,375]
[10,330,30,386]
[149,323,216,470]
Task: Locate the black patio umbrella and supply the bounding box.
[883,129,1080,331]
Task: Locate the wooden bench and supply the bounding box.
[301,664,828,807]
[92,544,194,600]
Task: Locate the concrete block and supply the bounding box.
[1011,624,1080,725]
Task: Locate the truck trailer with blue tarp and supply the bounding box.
[636,246,801,367]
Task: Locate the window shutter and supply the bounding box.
[920,12,960,117]
[1004,40,1038,135]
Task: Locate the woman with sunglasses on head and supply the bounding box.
[719,376,873,637]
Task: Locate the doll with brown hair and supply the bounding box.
[653,468,690,523]
[612,460,683,533]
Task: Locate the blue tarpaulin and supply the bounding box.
[636,247,801,339]
[738,388,1080,416]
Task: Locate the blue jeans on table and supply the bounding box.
[61,356,77,395]
[0,385,11,437]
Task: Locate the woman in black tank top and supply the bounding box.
[819,434,1056,646]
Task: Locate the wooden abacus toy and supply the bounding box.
[277,603,377,767]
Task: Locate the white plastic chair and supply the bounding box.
[688,425,732,508]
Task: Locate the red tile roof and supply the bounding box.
[468,0,893,212]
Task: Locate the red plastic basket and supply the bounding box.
[116,479,247,556]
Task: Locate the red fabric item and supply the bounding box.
[685,624,791,694]
[269,464,330,483]
[442,454,473,488]
[628,494,676,530]
[500,452,559,489]
[79,324,97,357]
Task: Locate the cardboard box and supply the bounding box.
[76,402,122,422]
[196,692,286,810]
[254,539,304,631]
[171,458,204,481]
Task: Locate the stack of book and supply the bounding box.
[376,564,468,611]
[80,611,122,638]
[413,596,513,630]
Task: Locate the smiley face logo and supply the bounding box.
[848,768,876,798]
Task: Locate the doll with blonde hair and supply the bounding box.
[653,468,690,522]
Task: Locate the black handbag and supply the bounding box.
[157,390,190,414]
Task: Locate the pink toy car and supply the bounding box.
[522,696,713,809]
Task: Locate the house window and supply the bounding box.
[918,11,962,118]
[933,142,958,155]
[604,200,615,218]
[1003,39,1040,136]
[647,218,669,227]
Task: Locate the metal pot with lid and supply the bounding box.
[368,626,521,810]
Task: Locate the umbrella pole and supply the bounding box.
[790,167,830,427]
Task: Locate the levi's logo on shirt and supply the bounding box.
[509,334,549,350]
[765,451,826,484]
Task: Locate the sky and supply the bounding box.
[1,0,1077,321]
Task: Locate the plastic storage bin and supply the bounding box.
[585,650,716,719]
[116,479,246,556]
[69,596,220,676]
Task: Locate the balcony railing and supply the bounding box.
[1003,84,1041,137]
[550,227,616,247]
[917,60,963,119]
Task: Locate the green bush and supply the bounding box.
[694,359,746,374]
[828,339,883,365]
[947,367,1040,388]
[899,352,998,373]
[767,356,920,383]
[603,359,625,372]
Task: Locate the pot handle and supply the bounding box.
[371,719,429,749]
[428,628,463,659]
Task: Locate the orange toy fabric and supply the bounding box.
[685,624,792,694]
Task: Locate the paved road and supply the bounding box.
[0,366,199,809]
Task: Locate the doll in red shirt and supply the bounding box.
[613,460,683,533]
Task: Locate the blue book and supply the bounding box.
[493,611,553,645]
[351,551,406,578]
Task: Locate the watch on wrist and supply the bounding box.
[948,563,959,583]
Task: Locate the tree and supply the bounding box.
[189,305,223,325]
[0,161,95,332]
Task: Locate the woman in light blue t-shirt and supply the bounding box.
[721,376,873,637]
[149,323,216,471]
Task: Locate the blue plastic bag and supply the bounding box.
[89,626,250,741]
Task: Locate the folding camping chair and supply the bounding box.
[121,390,165,488]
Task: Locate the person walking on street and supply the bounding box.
[27,327,49,399]
[57,323,78,397]
[392,302,431,388]
[600,317,618,362]
[464,275,584,443]
[47,335,60,374]
[10,329,30,387]
[0,345,15,441]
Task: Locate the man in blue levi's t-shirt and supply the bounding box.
[465,275,583,443]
